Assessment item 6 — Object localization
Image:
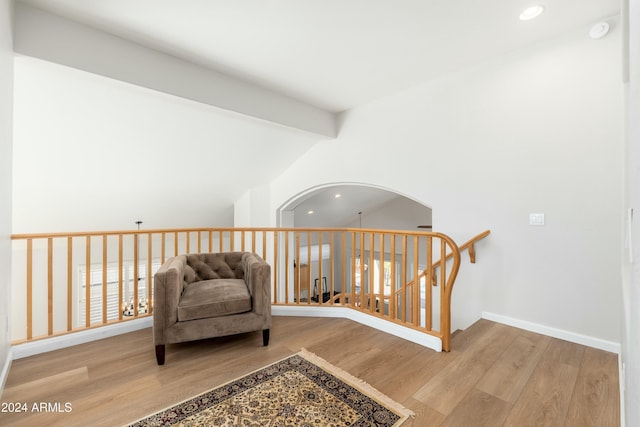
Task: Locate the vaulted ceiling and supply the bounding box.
[12,0,621,229]
[18,0,619,113]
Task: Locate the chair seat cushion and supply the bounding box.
[177,278,251,321]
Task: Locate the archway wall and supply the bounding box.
[276,182,431,230]
[263,23,623,344]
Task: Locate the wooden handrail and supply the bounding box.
[10,227,487,352]
[11,226,454,240]
[398,229,491,292]
[448,229,491,264]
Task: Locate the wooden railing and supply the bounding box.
[406,229,492,288]
[11,227,489,351]
[397,229,490,350]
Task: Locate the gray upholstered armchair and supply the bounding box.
[153,251,271,365]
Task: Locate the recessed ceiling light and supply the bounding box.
[334,194,341,198]
[307,210,314,215]
[520,5,544,21]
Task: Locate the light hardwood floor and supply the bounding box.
[0,317,619,426]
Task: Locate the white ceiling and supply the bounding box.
[290,184,437,229]
[18,0,620,113]
[13,0,621,229]
[291,185,402,228]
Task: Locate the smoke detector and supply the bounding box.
[589,22,610,39]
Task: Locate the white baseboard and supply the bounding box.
[12,317,153,360]
[482,312,621,354]
[272,306,442,352]
[0,347,13,399]
[7,310,620,360]
[10,308,442,360]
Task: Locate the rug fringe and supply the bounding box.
[126,348,415,426]
[298,348,415,424]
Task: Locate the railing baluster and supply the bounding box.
[284,231,289,304]
[133,234,139,317]
[26,239,32,340]
[67,237,72,332]
[147,232,153,315]
[262,231,266,260]
[426,236,433,331]
[440,239,447,344]
[340,232,346,306]
[273,230,278,304]
[47,238,53,336]
[351,232,356,306]
[10,227,483,350]
[102,235,108,324]
[413,236,419,326]
[330,233,335,305]
[306,232,311,305]
[294,232,300,303]
[161,232,166,264]
[379,234,384,315]
[359,232,365,309]
[85,236,91,328]
[118,235,124,321]
[390,235,396,320]
[368,232,374,313]
[318,232,323,304]
[401,235,407,323]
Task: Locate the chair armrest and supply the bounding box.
[242,253,271,316]
[153,255,186,344]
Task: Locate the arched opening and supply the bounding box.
[277,183,432,230]
[276,183,439,331]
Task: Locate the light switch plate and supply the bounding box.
[529,213,545,226]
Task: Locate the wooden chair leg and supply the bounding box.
[155,344,165,365]
[262,329,270,346]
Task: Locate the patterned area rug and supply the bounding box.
[128,348,413,426]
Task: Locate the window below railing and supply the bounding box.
[77,259,162,324]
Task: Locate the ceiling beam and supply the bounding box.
[13,2,336,138]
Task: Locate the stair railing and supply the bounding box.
[11,227,489,352]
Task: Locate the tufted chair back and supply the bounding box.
[184,252,246,283]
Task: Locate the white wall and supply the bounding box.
[234,184,271,227]
[12,57,319,233]
[0,0,13,394]
[624,0,640,424]
[344,197,432,231]
[270,22,623,342]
